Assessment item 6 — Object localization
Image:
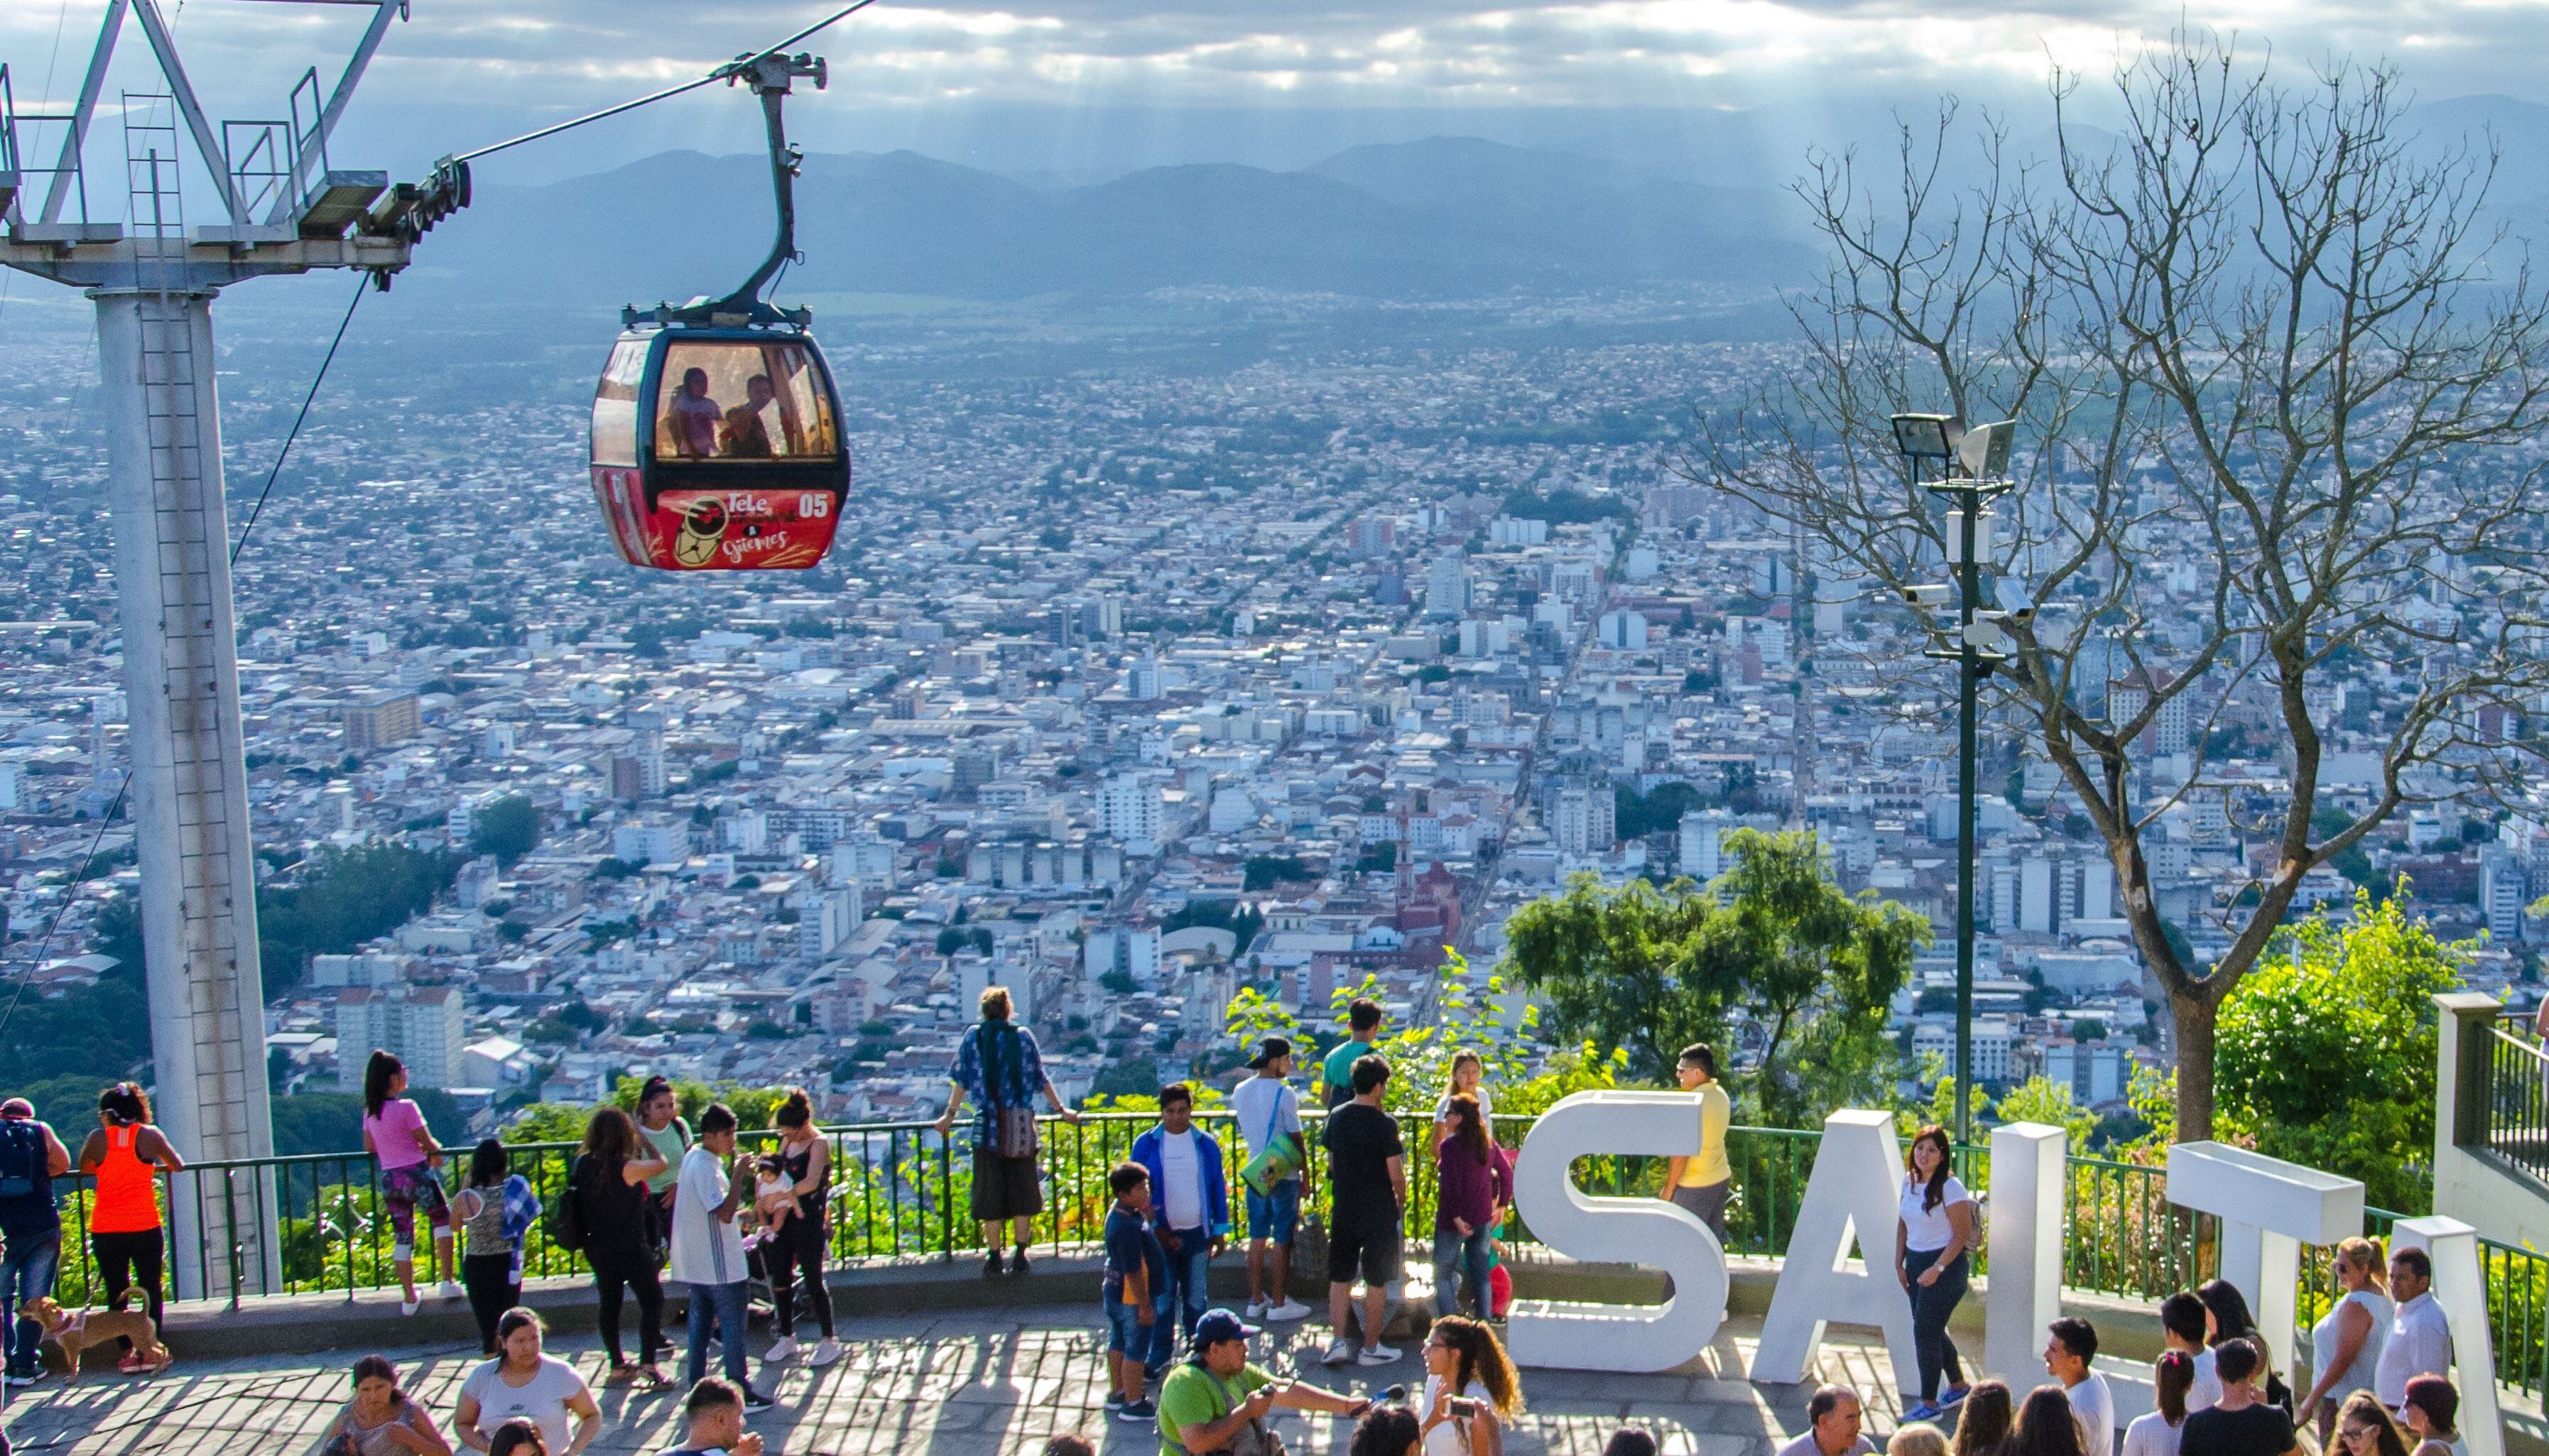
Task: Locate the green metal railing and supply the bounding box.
[23,1111,2549,1406]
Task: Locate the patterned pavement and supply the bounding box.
[0,1308,2155,1456]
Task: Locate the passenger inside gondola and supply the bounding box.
[665,367,724,457]
[720,374,777,458]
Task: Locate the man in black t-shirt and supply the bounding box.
[1317,1055,1407,1369]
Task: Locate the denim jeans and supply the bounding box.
[1903,1245,1969,1400]
[683,1279,752,1391]
[1103,1288,1175,1374]
[1159,1227,1212,1346]
[0,1231,59,1376]
[1431,1224,1494,1322]
[1244,1180,1300,1244]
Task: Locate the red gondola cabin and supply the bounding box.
[589,323,849,570]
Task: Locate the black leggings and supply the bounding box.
[92,1229,164,1351]
[1905,1244,1969,1400]
[462,1253,519,1354]
[589,1248,665,1368]
[768,1211,833,1340]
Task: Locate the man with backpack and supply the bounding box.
[933,986,1079,1278]
[0,1099,70,1389]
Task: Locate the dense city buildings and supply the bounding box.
[0,303,2531,1142]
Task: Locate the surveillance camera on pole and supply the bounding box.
[1901,584,1953,608]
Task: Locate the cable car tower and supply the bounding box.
[1,0,868,1303]
[0,0,440,1298]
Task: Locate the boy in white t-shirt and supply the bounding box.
[2048,1318,2117,1456]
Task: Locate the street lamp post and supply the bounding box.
[1892,414,2016,1146]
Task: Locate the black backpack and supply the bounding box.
[550,1155,589,1253]
[0,1121,45,1202]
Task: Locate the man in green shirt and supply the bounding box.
[1319,998,1384,1110]
[1158,1309,1376,1455]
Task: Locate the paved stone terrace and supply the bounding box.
[0,1308,2167,1456]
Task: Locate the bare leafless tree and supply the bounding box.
[1690,32,2549,1139]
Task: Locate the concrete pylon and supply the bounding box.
[94,286,281,1300]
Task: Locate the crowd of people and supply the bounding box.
[0,991,2495,1456]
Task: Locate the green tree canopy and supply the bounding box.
[2214,890,2465,1212]
[1500,829,1926,1124]
[470,795,541,865]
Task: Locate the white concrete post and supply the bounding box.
[95,288,281,1300]
[2391,1217,2505,1456]
[2165,1142,2362,1374]
[1504,1090,1728,1373]
[1754,1109,1920,1388]
[1984,1121,2067,1384]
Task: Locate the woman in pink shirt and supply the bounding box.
[362,1050,459,1315]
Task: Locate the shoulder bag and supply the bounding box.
[1239,1087,1303,1197]
[1211,1371,1288,1456]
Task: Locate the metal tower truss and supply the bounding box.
[0,0,415,290]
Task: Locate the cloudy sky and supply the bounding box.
[0,0,2539,186]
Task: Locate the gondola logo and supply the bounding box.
[673,497,729,567]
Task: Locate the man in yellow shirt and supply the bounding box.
[1663,1043,1732,1244]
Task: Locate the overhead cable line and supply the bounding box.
[449,0,881,166]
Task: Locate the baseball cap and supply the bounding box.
[1245,1036,1293,1069]
[1191,1308,1259,1351]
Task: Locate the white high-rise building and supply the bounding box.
[2021,856,2058,934]
[2482,849,2528,942]
[1598,610,1648,650]
[1552,787,1615,858]
[1126,651,1164,701]
[337,984,464,1090]
[1678,809,1733,879]
[613,818,688,866]
[1099,773,1165,855]
[1426,550,1472,619]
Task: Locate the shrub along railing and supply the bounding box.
[26,1111,2549,1405]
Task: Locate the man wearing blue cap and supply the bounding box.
[1156,1308,1377,1456]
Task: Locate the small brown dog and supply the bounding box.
[22,1293,171,1377]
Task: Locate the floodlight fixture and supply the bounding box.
[1891,413,1958,462]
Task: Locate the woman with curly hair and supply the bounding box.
[1420,1313,1523,1456]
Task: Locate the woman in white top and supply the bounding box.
[1418,1314,1523,1456]
[1431,1050,1494,1152]
[2300,1237,2391,1446]
[1894,1126,1977,1423]
[2124,1349,2197,1456]
[452,1309,600,1456]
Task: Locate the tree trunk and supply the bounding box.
[2172,994,2218,1142]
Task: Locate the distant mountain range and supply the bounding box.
[402,136,1817,308]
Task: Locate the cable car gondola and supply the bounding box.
[588,51,849,572]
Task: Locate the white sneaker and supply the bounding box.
[1244,1298,1270,1319]
[1320,1337,1355,1367]
[436,1280,464,1300]
[808,1338,844,1368]
[766,1337,800,1363]
[1266,1299,1311,1322]
[400,1297,419,1317]
[1358,1343,1401,1366]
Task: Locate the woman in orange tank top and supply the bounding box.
[76,1082,182,1374]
